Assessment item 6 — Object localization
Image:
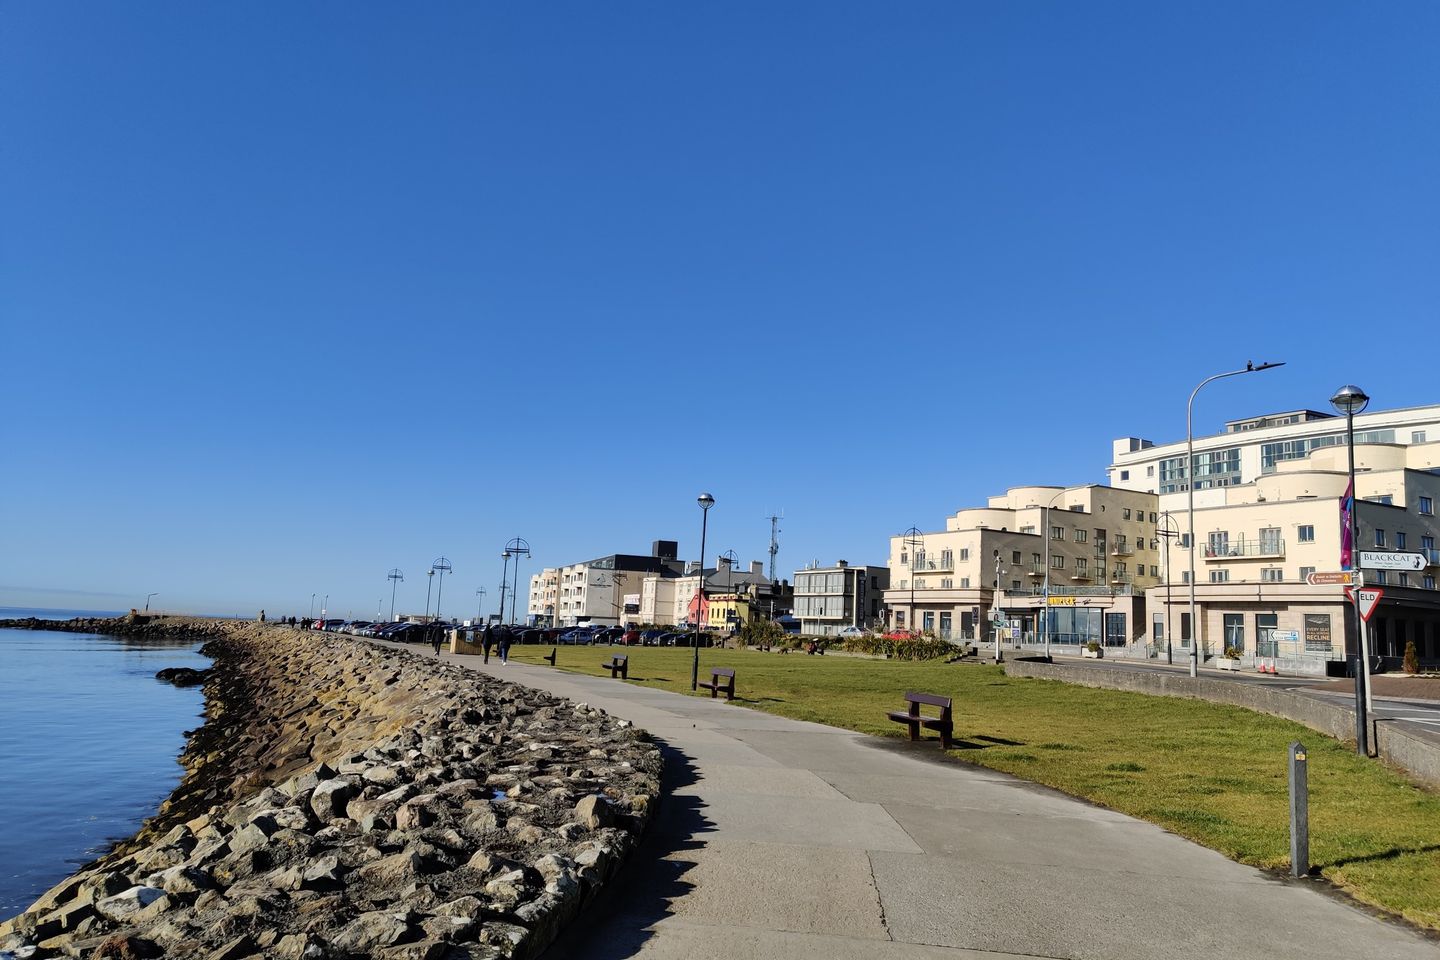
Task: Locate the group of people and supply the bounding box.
[426,622,513,665]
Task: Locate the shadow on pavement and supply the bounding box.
[541,741,712,959]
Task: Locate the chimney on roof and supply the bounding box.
[750,560,764,576]
[836,560,848,568]
[652,539,678,560]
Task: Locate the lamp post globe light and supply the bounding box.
[1185,361,1285,678]
[432,557,453,623]
[386,569,404,622]
[504,539,531,625]
[693,493,715,691]
[475,586,487,623]
[498,552,512,624]
[1331,384,1371,755]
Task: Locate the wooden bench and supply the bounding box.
[698,667,736,700]
[886,691,953,749]
[602,654,628,679]
[543,646,557,666]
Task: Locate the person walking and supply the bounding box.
[498,625,512,665]
[431,624,443,656]
[481,623,494,664]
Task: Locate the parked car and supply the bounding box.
[836,626,867,638]
[640,629,666,646]
[594,627,624,644]
[622,628,641,646]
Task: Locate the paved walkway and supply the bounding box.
[401,645,1440,959]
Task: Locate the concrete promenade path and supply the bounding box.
[406,646,1440,959]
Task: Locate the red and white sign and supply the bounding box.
[1344,586,1384,622]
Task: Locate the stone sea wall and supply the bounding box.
[0,619,662,960]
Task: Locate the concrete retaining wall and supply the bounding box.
[1004,658,1440,791]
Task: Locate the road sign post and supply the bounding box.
[1305,571,1355,586]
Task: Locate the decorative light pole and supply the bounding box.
[1186,361,1285,677]
[309,593,316,619]
[1040,489,1068,662]
[1332,384,1371,755]
[386,569,404,622]
[693,493,715,691]
[498,551,512,624]
[1157,513,1181,665]
[902,526,924,636]
[425,570,435,621]
[475,586,487,623]
[144,592,158,612]
[992,549,1005,663]
[432,557,452,623]
[505,538,531,625]
[322,594,328,619]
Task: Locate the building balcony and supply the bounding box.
[1204,539,1286,560]
[1110,542,1134,557]
[1426,549,1440,567]
[1027,563,1045,578]
[1109,572,1133,586]
[912,558,954,573]
[1069,569,1093,582]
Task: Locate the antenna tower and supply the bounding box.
[766,511,783,583]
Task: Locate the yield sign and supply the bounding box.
[1344,586,1385,622]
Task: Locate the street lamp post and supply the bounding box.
[432,557,452,623]
[309,593,316,619]
[693,493,715,691]
[1332,384,1371,756]
[504,539,530,625]
[1157,513,1181,665]
[993,550,1005,663]
[386,569,404,622]
[475,587,487,623]
[1040,489,1068,662]
[425,570,434,621]
[322,594,328,619]
[1186,361,1285,677]
[498,552,512,624]
[144,592,158,612]
[902,526,924,636]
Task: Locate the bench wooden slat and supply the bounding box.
[887,691,953,749]
[698,667,736,700]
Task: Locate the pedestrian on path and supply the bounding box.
[481,623,494,664]
[431,625,443,656]
[498,626,512,665]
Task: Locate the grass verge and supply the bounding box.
[505,643,1440,930]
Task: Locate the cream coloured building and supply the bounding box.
[884,484,1161,651]
[527,541,684,627]
[1151,440,1440,672]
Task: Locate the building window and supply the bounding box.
[1075,558,1088,575]
[922,612,935,633]
[1012,580,1021,590]
[915,578,926,589]
[1051,526,1064,540]
[1421,497,1434,516]
[1397,532,1407,549]
[1304,614,1331,651]
[941,549,954,567]
[1223,614,1245,653]
[1150,512,1158,523]
[1051,555,1065,569]
[1399,573,1410,587]
[1011,550,1021,564]
[898,579,907,590]
[1374,571,1387,585]
[1209,570,1230,583]
[1297,525,1315,543]
[1180,612,1192,645]
[899,552,908,565]
[1120,470,1130,480]
[1262,568,1283,582]
[1375,529,1386,547]
[959,548,970,562]
[1074,529,1088,543]
[960,578,971,588]
[1021,525,1035,535]
[1123,508,1132,520]
[1153,613,1164,641]
[1182,571,1191,584]
[939,612,952,639]
[1426,576,1436,590]
[940,578,953,589]
[1299,566,1316,581]
[895,611,905,629]
[1147,465,1155,477]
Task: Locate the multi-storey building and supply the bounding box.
[629,557,783,627]
[792,561,889,636]
[527,541,683,627]
[1109,404,1440,495]
[1149,439,1440,671]
[884,484,1161,649]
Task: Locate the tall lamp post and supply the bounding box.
[1157,513,1180,665]
[505,538,531,625]
[432,557,452,623]
[992,550,1005,663]
[1332,384,1371,756]
[425,570,435,621]
[475,587,487,623]
[693,493,715,691]
[322,594,328,619]
[1040,489,1068,662]
[144,592,158,612]
[1186,361,1285,677]
[498,551,512,624]
[902,526,924,635]
[386,569,404,622]
[309,593,316,619]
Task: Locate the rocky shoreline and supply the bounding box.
[0,618,662,960]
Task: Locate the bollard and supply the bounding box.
[1289,741,1309,878]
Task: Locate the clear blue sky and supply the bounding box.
[3,2,1436,618]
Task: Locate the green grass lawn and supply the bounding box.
[507,643,1440,930]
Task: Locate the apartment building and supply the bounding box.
[1152,440,1440,670]
[1109,403,1440,495]
[792,561,890,636]
[629,557,783,627]
[884,484,1161,649]
[527,540,684,627]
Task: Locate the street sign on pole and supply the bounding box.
[1344,586,1384,622]
[1358,551,1426,572]
[1306,571,1355,586]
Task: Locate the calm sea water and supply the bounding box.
[0,608,209,918]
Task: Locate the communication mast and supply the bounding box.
[766,511,783,583]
